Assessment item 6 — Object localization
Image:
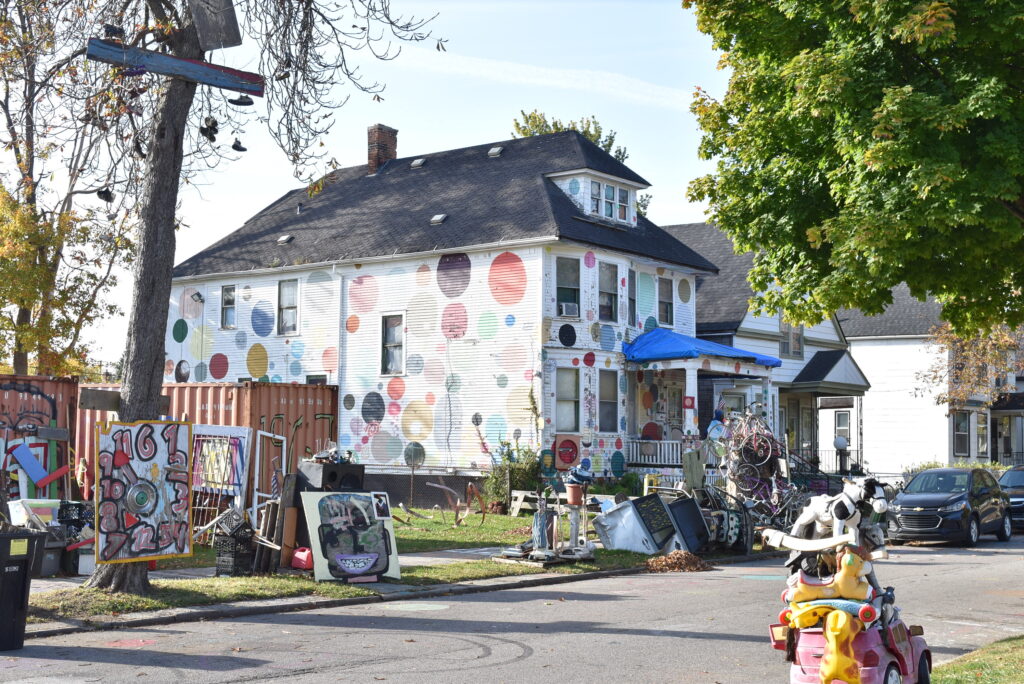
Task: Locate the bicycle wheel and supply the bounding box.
[741,433,774,466]
[733,463,762,496]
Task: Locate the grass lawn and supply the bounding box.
[155,544,216,570]
[28,575,374,623]
[933,635,1024,684]
[393,510,532,553]
[392,549,650,586]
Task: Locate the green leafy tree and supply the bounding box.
[684,0,1024,333]
[512,109,651,215]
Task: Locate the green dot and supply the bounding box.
[172,319,189,343]
[478,311,498,340]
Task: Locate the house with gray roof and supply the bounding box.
[165,125,781,479]
[664,223,869,473]
[837,285,1024,473]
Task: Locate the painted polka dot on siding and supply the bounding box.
[349,275,378,313]
[171,319,188,343]
[583,251,596,268]
[210,354,228,380]
[407,354,424,375]
[289,360,302,376]
[583,352,595,366]
[477,311,498,340]
[346,315,359,333]
[247,344,268,377]
[175,360,191,382]
[343,394,355,410]
[488,251,527,305]
[437,253,472,298]
[322,347,338,371]
[441,302,468,339]
[558,324,576,347]
[505,314,515,327]
[164,359,174,376]
[361,392,386,423]
[234,330,247,349]
[415,264,432,287]
[496,374,508,388]
[251,301,274,337]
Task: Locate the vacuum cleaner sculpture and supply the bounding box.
[763,477,931,684]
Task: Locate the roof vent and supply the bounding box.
[296,203,303,215]
[277,234,294,244]
[430,214,447,226]
[487,146,503,158]
[410,158,426,169]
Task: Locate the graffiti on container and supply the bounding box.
[95,421,193,563]
[0,380,65,500]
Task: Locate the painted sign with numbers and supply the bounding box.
[94,421,193,563]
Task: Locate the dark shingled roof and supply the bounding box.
[836,284,943,338]
[662,222,752,334]
[173,131,717,278]
[791,350,847,384]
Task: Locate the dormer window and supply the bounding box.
[590,180,630,223]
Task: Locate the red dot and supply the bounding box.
[572,358,580,366]
[598,439,605,448]
[425,392,436,405]
[387,376,405,400]
[524,370,534,381]
[388,402,402,416]
[583,352,595,366]
[615,438,623,449]
[361,436,369,444]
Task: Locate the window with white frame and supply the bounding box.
[953,411,970,456]
[590,180,629,222]
[599,370,618,432]
[277,279,298,335]
[381,314,404,375]
[221,285,236,329]
[835,411,850,442]
[556,257,580,315]
[627,269,637,326]
[598,262,618,322]
[780,321,804,358]
[977,413,988,458]
[556,368,580,432]
[657,277,673,325]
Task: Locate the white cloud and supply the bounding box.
[398,46,692,113]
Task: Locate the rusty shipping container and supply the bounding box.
[1,374,79,500]
[76,382,337,497]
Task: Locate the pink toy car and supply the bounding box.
[770,619,931,684]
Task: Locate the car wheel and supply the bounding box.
[884,663,903,684]
[917,652,931,684]
[996,513,1012,542]
[962,516,980,547]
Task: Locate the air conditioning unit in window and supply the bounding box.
[558,302,579,318]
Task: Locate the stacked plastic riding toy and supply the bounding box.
[763,477,932,684]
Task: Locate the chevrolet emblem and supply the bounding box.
[913,507,924,512]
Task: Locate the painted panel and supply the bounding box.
[337,249,543,470]
[165,268,340,385]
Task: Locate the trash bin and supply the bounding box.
[0,529,43,651]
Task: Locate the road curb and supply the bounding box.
[24,551,784,640]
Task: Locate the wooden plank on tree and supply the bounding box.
[36,426,68,442]
[86,38,265,96]
[187,0,243,52]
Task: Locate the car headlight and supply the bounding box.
[938,500,967,513]
[889,503,901,513]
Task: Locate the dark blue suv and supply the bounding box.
[998,466,1024,529]
[888,468,1012,546]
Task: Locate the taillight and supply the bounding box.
[860,650,880,668]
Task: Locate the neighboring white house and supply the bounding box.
[164,126,781,479]
[664,223,870,474]
[836,285,1012,474]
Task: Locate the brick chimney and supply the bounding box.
[367,124,398,174]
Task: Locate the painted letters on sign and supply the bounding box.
[95,421,193,564]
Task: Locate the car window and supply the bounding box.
[905,471,969,494]
[999,470,1024,488]
[981,470,998,489]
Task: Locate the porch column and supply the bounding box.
[685,366,698,437]
[761,375,773,432]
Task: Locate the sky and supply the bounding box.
[87,0,729,363]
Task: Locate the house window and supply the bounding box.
[598,262,618,322]
[555,368,580,432]
[835,411,850,442]
[590,180,629,221]
[381,314,404,375]
[221,285,236,329]
[953,411,970,457]
[627,269,636,326]
[305,375,327,386]
[556,257,580,315]
[780,321,804,358]
[277,279,298,335]
[599,370,618,433]
[977,413,988,458]
[657,277,673,325]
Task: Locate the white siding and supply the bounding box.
[850,338,948,474]
[165,269,341,384]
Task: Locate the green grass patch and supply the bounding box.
[28,574,374,623]
[393,510,532,553]
[933,635,1024,684]
[154,544,216,570]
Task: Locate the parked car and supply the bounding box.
[887,468,1012,546]
[997,466,1024,530]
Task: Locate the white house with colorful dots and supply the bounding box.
[165,125,781,477]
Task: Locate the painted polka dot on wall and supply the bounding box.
[404,441,426,467]
[505,314,515,327]
[572,358,579,366]
[343,394,355,410]
[251,301,274,337]
[678,278,692,303]
[425,392,435,405]
[388,376,405,400]
[402,400,434,441]
[172,319,188,343]
[247,344,268,377]
[644,316,658,332]
[471,412,483,426]
[349,275,378,313]
[437,253,472,298]
[289,360,303,377]
[488,251,527,305]
[477,311,498,340]
[322,347,338,371]
[441,302,468,339]
[558,324,576,347]
[241,285,252,301]
[189,325,214,360]
[210,353,229,380]
[599,324,616,351]
[346,315,360,333]
[583,352,595,366]
[180,288,203,319]
[174,360,191,382]
[445,374,461,393]
[498,344,527,371]
[234,330,247,349]
[361,392,386,423]
[415,264,432,287]
[496,374,508,388]
[568,178,580,195]
[194,362,208,382]
[290,341,305,358]
[164,359,174,376]
[583,251,596,268]
[407,354,424,375]
[388,402,402,417]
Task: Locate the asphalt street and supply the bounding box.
[3,537,1022,683]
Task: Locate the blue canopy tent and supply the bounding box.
[622,327,782,368]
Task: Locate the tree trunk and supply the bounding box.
[12,306,31,375]
[85,20,202,594]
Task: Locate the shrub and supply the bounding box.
[484,441,540,504]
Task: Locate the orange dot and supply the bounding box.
[387,376,405,400]
[346,315,360,333]
[425,392,436,405]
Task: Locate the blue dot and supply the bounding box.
[505,314,515,327]
[290,360,303,376]
[291,341,305,358]
[271,374,282,383]
[580,457,592,470]
[251,300,274,337]
[269,362,275,370]
[339,434,352,446]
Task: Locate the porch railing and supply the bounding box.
[625,438,699,467]
[994,451,1024,466]
[789,448,864,475]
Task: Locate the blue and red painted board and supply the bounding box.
[86,38,264,96]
